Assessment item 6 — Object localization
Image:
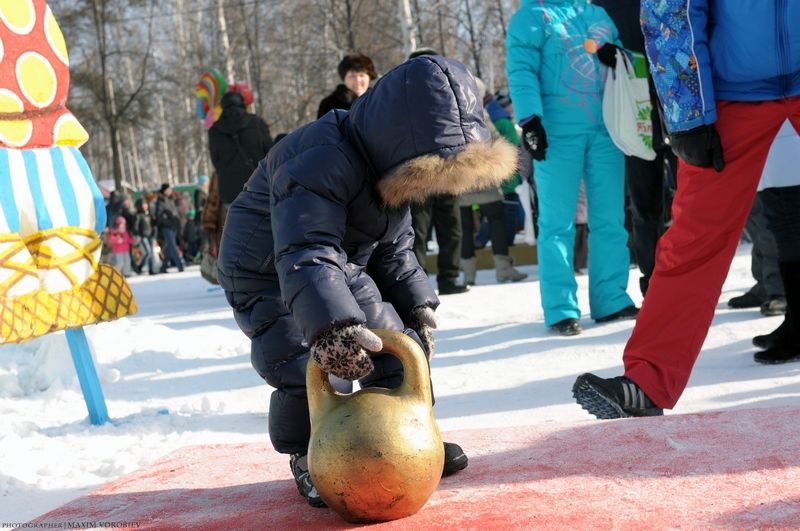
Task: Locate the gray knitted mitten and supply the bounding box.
[310,324,383,380]
[409,305,438,358]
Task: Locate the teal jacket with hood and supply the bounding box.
[506,0,621,134]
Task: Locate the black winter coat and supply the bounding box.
[593,0,644,53]
[218,56,517,429]
[317,84,356,119]
[133,211,153,238]
[209,92,273,205]
[155,194,180,232]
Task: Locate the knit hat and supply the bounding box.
[337,53,377,81]
[159,183,171,193]
[197,174,209,186]
[228,82,254,106]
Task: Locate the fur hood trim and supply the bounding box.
[378,138,518,207]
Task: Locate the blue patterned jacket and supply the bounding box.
[642,0,800,133]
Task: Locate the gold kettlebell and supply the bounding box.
[306,328,444,523]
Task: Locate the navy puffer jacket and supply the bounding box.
[218,55,517,367]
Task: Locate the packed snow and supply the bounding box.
[1,244,798,523]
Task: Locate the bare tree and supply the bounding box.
[49,0,521,192]
[88,0,156,191]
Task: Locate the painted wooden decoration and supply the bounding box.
[0,0,137,346]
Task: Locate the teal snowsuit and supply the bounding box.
[506,0,633,326]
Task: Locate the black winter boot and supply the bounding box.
[290,453,326,507]
[753,318,788,350]
[442,441,468,476]
[728,286,766,309]
[754,262,800,365]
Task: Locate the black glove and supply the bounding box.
[310,324,383,380]
[522,116,548,161]
[668,125,725,172]
[408,305,437,357]
[597,43,620,68]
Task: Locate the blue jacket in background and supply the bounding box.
[506,0,621,133]
[642,0,800,133]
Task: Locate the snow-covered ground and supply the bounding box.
[1,244,798,523]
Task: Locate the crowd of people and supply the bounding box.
[101,179,210,276]
[95,0,800,511]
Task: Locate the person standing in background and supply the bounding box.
[155,184,184,273]
[751,121,800,365]
[408,47,469,295]
[484,89,526,248]
[594,0,678,297]
[317,53,377,118]
[459,78,528,286]
[109,216,133,277]
[133,198,157,275]
[506,0,637,335]
[209,83,273,212]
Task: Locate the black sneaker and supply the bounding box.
[572,373,663,419]
[595,305,639,323]
[753,319,788,350]
[760,297,787,316]
[442,442,468,477]
[728,290,766,309]
[438,282,470,295]
[289,453,326,508]
[550,318,582,336]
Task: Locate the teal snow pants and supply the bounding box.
[534,128,633,326]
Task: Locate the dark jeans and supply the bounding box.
[760,185,800,262]
[744,191,784,297]
[460,201,508,258]
[159,228,184,272]
[138,236,157,274]
[625,147,676,295]
[503,193,524,247]
[411,194,462,285]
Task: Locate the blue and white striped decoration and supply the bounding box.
[0,146,104,236]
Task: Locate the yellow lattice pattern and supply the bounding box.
[26,227,101,287]
[0,227,137,345]
[1,263,137,344]
[0,227,101,297]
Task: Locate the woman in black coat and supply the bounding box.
[218,55,517,506]
[316,53,377,118]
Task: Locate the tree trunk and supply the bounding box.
[411,0,424,46]
[495,0,508,40]
[463,0,483,78]
[437,4,447,57]
[345,0,355,50]
[217,0,235,82]
[398,0,417,57]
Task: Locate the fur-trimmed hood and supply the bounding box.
[346,55,517,207]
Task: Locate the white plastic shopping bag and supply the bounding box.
[602,49,656,161]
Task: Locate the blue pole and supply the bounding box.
[65,327,109,425]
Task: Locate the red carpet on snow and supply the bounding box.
[31,407,800,529]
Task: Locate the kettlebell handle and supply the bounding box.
[373,328,432,404]
[306,329,432,422]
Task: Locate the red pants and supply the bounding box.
[624,97,800,409]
